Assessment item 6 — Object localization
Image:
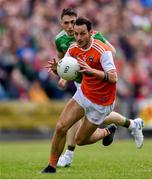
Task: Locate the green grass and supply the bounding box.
[0,139,152,179]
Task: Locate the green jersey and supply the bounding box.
[55,30,108,83]
[55,30,75,53]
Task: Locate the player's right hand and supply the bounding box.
[45,58,58,74]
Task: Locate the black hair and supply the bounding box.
[60,8,77,19]
[74,17,92,31]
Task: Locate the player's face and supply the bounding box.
[61,15,76,36]
[74,24,92,49]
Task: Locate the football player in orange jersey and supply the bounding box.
[42,17,144,173]
[49,8,117,168]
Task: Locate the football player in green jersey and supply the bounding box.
[45,8,144,168]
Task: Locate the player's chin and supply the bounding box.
[77,42,83,48]
[67,30,74,36]
[77,41,83,48]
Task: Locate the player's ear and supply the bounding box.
[90,29,93,36]
[60,21,63,27]
[60,19,64,27]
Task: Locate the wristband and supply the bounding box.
[102,72,109,82]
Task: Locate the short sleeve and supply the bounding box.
[100,51,116,72]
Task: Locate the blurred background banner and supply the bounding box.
[138,100,152,129]
[0,0,152,134]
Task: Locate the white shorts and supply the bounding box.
[73,87,115,125]
[74,82,81,89]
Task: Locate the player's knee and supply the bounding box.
[55,122,68,136]
[75,136,85,146]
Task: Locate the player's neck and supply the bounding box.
[81,37,93,51]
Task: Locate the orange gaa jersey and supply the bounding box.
[66,39,116,106]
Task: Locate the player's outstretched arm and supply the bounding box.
[57,52,64,59]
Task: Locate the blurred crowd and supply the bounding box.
[0,0,152,118]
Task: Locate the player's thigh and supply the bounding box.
[75,117,98,141]
[57,98,84,130]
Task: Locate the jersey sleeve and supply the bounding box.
[55,38,63,52]
[93,32,107,43]
[100,51,116,72]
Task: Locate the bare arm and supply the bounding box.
[78,59,117,83]
[57,51,65,60]
[78,50,117,83]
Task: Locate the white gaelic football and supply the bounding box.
[57,57,80,80]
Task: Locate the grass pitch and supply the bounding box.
[0,139,152,179]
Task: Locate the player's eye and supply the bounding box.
[80,32,86,36]
[74,32,78,36]
[71,20,75,24]
[64,22,68,25]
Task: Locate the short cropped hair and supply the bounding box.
[60,8,77,19]
[74,17,92,31]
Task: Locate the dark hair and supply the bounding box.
[74,17,92,31]
[60,8,77,19]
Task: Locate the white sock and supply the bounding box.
[129,120,137,130]
[64,150,74,158]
